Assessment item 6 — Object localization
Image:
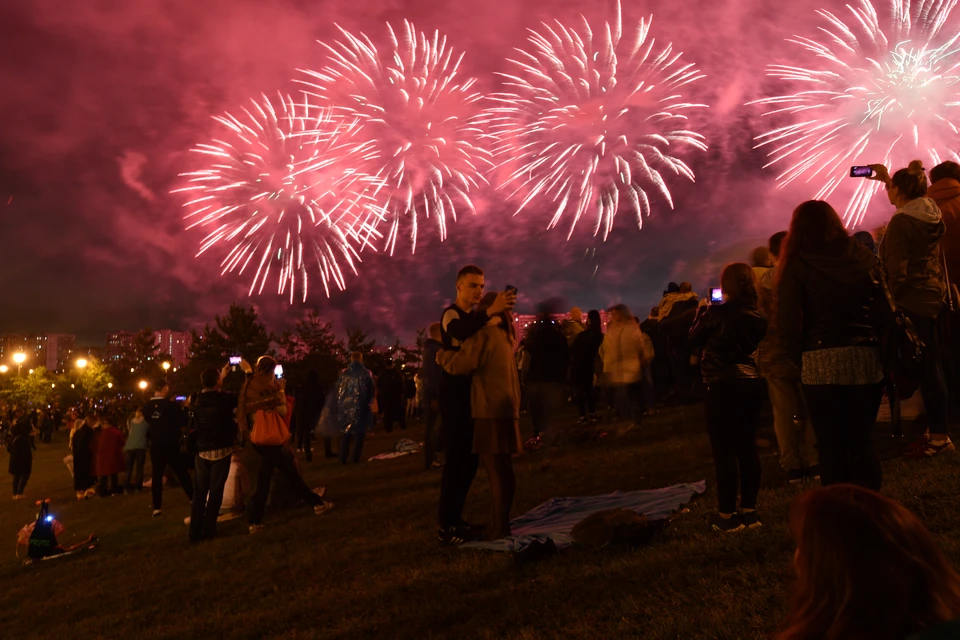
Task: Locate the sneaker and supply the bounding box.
[904,438,956,460]
[312,486,326,498]
[903,432,931,455]
[429,460,444,469]
[458,518,485,537]
[710,513,745,533]
[787,469,804,485]
[577,416,588,425]
[313,501,335,516]
[248,524,265,535]
[805,465,820,481]
[438,523,482,547]
[152,509,162,517]
[589,413,600,423]
[740,511,762,529]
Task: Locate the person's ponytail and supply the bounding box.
[890,160,928,200]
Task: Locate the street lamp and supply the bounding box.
[28,369,33,375]
[162,361,171,372]
[138,380,148,391]
[13,352,26,376]
[0,365,7,374]
[107,382,113,389]
[76,358,88,369]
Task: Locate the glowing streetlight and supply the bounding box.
[0,365,7,374]
[107,382,113,389]
[138,380,148,391]
[76,358,88,369]
[28,369,33,375]
[12,352,26,376]
[70,384,75,389]
[51,384,55,389]
[130,368,135,373]
[162,361,171,372]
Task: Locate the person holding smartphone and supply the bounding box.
[689,263,768,532]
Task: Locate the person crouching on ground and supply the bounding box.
[777,485,960,640]
[240,356,332,535]
[438,292,522,540]
[689,263,768,532]
[336,352,376,464]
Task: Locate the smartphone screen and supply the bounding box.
[174,396,187,402]
[229,356,241,365]
[274,364,283,379]
[710,287,724,304]
[850,165,874,178]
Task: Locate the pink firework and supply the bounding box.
[752,0,960,227]
[174,93,384,303]
[487,2,708,239]
[297,21,493,255]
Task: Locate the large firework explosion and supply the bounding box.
[297,21,493,255]
[752,0,960,226]
[486,2,708,240]
[174,93,384,303]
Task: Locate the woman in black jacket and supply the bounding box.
[777,200,886,491]
[689,263,768,533]
[569,309,604,423]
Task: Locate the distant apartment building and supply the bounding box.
[105,329,191,367]
[0,333,78,372]
[513,310,610,337]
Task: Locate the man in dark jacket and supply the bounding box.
[524,303,570,444]
[144,379,193,517]
[377,363,406,432]
[421,323,443,469]
[189,366,238,542]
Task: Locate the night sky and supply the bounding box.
[0,0,915,344]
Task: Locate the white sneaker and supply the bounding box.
[312,486,326,498]
[314,501,335,516]
[152,509,162,518]
[248,524,265,535]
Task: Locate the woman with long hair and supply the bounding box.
[872,161,952,458]
[438,292,522,540]
[777,200,886,490]
[778,485,960,640]
[689,263,768,532]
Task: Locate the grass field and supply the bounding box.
[1,404,958,640]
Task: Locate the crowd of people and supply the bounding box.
[4,157,960,637]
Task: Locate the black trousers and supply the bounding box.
[438,394,478,528]
[382,401,407,432]
[12,474,29,495]
[905,312,949,436]
[190,455,232,541]
[573,382,596,418]
[705,379,765,514]
[248,445,323,525]
[150,446,194,510]
[804,383,883,491]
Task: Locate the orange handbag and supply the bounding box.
[250,409,290,446]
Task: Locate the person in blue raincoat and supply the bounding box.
[336,352,376,464]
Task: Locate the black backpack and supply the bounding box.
[28,501,60,560]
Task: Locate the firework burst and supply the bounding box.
[487,2,708,239]
[297,21,493,255]
[174,93,384,303]
[752,0,960,226]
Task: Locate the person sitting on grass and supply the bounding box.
[689,263,768,533]
[778,484,960,640]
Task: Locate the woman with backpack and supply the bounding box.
[689,264,768,532]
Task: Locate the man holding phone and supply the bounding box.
[437,265,516,545]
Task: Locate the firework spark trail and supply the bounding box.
[486,1,708,240]
[297,21,493,255]
[751,0,960,227]
[173,92,384,303]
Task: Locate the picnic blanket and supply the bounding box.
[462,481,706,552]
[368,438,422,461]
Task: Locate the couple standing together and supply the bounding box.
[435,265,520,545]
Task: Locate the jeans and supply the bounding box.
[423,404,441,468]
[12,474,29,496]
[125,449,146,490]
[296,419,313,462]
[339,432,366,464]
[905,312,949,436]
[705,379,765,514]
[190,454,232,541]
[573,382,596,418]
[248,445,323,525]
[438,390,478,529]
[526,381,564,438]
[150,446,194,510]
[804,383,884,491]
[765,376,818,471]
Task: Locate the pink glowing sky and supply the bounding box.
[0,0,931,343]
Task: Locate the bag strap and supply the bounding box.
[940,241,955,312]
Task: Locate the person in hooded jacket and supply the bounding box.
[872,161,952,458]
[689,263,768,532]
[337,352,376,464]
[569,310,604,423]
[95,415,126,496]
[778,200,887,490]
